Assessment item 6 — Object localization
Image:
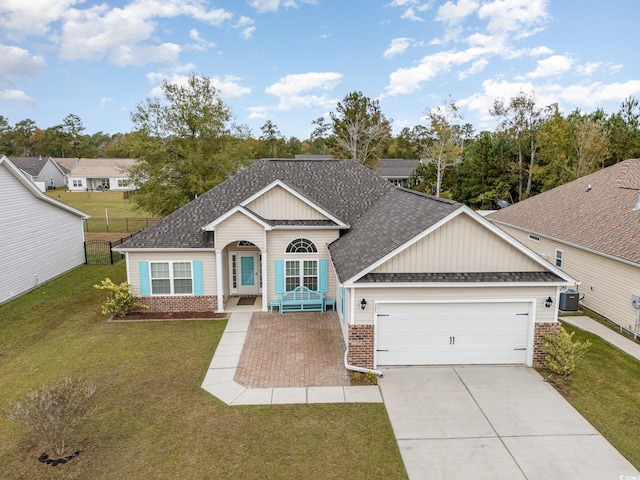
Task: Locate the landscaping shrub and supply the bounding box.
[94,278,147,317]
[6,377,96,458]
[542,326,591,378]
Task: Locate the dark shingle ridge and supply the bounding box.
[356,272,563,283]
[119,158,393,249]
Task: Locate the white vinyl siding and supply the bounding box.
[495,224,640,333]
[214,212,266,252]
[0,164,85,304]
[372,213,544,274]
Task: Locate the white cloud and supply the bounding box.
[387,0,432,22]
[248,106,269,119]
[0,45,45,82]
[436,0,479,26]
[249,0,317,14]
[266,72,342,110]
[0,89,36,105]
[147,72,250,99]
[528,46,553,56]
[477,0,549,35]
[525,55,573,79]
[0,0,79,37]
[384,38,413,58]
[99,97,113,107]
[236,16,256,40]
[188,29,216,51]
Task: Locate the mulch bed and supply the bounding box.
[110,311,226,322]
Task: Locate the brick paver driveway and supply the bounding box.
[234,312,351,388]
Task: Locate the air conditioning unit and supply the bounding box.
[559,290,579,311]
[632,294,640,309]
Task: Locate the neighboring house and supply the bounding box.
[7,156,67,190]
[115,158,575,369]
[0,156,89,304]
[488,159,640,336]
[375,158,420,187]
[67,158,137,191]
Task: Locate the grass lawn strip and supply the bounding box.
[0,264,406,480]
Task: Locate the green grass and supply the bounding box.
[549,323,640,469]
[46,190,150,218]
[0,264,405,480]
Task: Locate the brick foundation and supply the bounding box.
[137,295,218,313]
[348,324,375,368]
[533,322,561,368]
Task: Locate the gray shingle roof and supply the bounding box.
[328,188,460,282]
[119,159,393,249]
[375,158,420,178]
[8,156,48,177]
[356,272,563,283]
[488,159,640,264]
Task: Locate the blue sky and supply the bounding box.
[1,0,639,141]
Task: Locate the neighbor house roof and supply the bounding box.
[68,158,136,178]
[375,158,420,179]
[488,159,640,265]
[8,156,60,178]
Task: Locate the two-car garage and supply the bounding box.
[375,301,533,367]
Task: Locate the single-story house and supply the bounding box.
[67,158,137,191]
[375,158,420,187]
[115,158,576,369]
[0,155,89,304]
[488,159,640,336]
[7,156,67,190]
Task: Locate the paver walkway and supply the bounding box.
[201,312,382,405]
[235,312,351,388]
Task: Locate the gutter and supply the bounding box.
[344,350,383,377]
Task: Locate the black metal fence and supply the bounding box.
[84,234,135,265]
[83,217,160,233]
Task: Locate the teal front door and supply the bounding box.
[238,255,258,294]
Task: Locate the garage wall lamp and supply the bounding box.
[360,298,367,310]
[545,296,554,308]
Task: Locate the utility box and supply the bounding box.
[559,290,579,311]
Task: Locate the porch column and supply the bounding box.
[215,250,224,313]
[261,250,268,312]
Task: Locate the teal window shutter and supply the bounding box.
[139,261,150,296]
[275,260,284,294]
[193,260,204,295]
[319,259,328,293]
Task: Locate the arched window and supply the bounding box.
[285,238,317,253]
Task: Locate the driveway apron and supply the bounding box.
[378,366,638,480]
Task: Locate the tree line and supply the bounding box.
[2,74,640,215]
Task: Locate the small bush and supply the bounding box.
[94,278,147,317]
[542,327,591,378]
[7,377,96,457]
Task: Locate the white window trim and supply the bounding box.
[285,238,318,254]
[150,261,194,296]
[555,249,563,269]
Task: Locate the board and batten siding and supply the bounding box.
[245,185,328,220]
[0,165,85,304]
[266,229,340,302]
[351,286,557,326]
[373,213,543,274]
[214,212,266,251]
[498,224,640,331]
[126,251,216,296]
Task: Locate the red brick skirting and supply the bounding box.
[137,295,218,313]
[348,324,375,368]
[533,322,561,367]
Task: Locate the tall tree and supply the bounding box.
[127,73,251,216]
[259,120,283,158]
[62,114,86,157]
[0,116,13,154]
[422,97,464,197]
[491,91,547,201]
[308,116,331,155]
[330,91,392,168]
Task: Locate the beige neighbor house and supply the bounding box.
[0,155,88,304]
[489,159,640,336]
[8,156,67,190]
[115,158,576,369]
[67,158,137,192]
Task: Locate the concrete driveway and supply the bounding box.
[378,366,639,479]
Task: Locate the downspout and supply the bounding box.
[344,350,383,377]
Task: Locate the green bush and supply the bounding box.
[7,378,96,457]
[542,327,591,378]
[94,278,148,317]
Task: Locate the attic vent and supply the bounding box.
[528,234,540,242]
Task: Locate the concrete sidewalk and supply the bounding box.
[561,315,640,361]
[200,312,382,405]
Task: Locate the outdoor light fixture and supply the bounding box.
[360,298,367,310]
[545,296,554,308]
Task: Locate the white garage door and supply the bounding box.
[376,302,531,366]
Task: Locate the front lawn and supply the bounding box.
[550,323,640,469]
[0,264,405,480]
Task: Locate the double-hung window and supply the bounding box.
[555,249,563,269]
[150,261,193,295]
